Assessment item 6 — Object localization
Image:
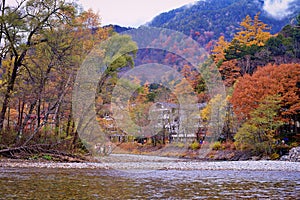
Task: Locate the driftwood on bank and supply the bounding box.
[0,143,88,162]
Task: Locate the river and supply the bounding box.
[0,155,299,199]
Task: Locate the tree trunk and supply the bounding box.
[37,98,41,126]
[0,61,19,132]
[17,100,37,141]
[54,107,60,136]
[7,107,10,130]
[66,113,72,137]
[245,55,251,74]
[17,99,25,131]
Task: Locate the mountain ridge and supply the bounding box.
[147,0,299,43]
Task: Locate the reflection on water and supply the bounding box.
[0,168,299,199]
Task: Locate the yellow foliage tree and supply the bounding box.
[212,36,229,64]
[200,94,228,137]
[234,13,271,47]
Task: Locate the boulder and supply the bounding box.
[280,146,300,162]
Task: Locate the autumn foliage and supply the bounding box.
[209,13,300,154]
[234,13,271,47]
[0,0,299,159]
[231,63,300,122]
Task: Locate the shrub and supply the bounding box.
[0,129,18,146]
[190,141,200,150]
[253,141,273,155]
[42,154,52,160]
[222,141,236,150]
[270,153,280,160]
[290,142,299,148]
[211,141,222,150]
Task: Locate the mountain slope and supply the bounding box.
[103,25,134,33]
[148,0,299,44]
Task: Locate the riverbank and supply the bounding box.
[1,154,299,171]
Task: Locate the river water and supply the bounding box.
[0,167,299,199]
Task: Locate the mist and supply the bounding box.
[263,0,299,20]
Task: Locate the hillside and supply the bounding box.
[103,24,134,33]
[148,0,299,45]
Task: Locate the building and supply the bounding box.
[100,102,207,144]
[150,102,207,143]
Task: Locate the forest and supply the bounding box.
[211,13,300,158]
[0,0,299,160]
[149,0,298,47]
[0,0,117,160]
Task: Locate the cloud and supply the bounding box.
[80,0,197,27]
[263,0,298,20]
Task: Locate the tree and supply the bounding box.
[218,59,241,87]
[271,20,300,59]
[234,13,271,47]
[0,0,75,132]
[234,95,284,155]
[200,94,227,140]
[129,83,152,129]
[0,2,119,156]
[17,21,82,142]
[96,33,137,105]
[221,13,273,75]
[231,63,300,122]
[232,63,300,146]
[212,36,229,65]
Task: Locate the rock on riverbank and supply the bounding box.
[280,146,300,162]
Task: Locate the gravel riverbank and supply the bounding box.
[1,154,299,171]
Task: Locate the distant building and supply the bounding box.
[100,102,207,144]
[150,102,207,143]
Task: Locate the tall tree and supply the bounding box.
[220,13,273,75]
[231,63,300,139]
[234,95,283,154]
[0,0,75,132]
[200,94,227,140]
[234,13,271,47]
[212,36,229,65]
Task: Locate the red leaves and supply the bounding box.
[231,63,300,121]
[218,59,241,87]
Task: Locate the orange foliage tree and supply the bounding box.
[231,63,300,123]
[218,59,241,87]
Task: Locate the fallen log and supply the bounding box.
[0,144,88,162]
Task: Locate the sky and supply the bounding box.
[263,0,298,20]
[79,0,197,27]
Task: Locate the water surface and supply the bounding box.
[0,167,299,199]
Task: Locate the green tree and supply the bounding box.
[129,83,152,129]
[96,34,137,104]
[234,95,284,155]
